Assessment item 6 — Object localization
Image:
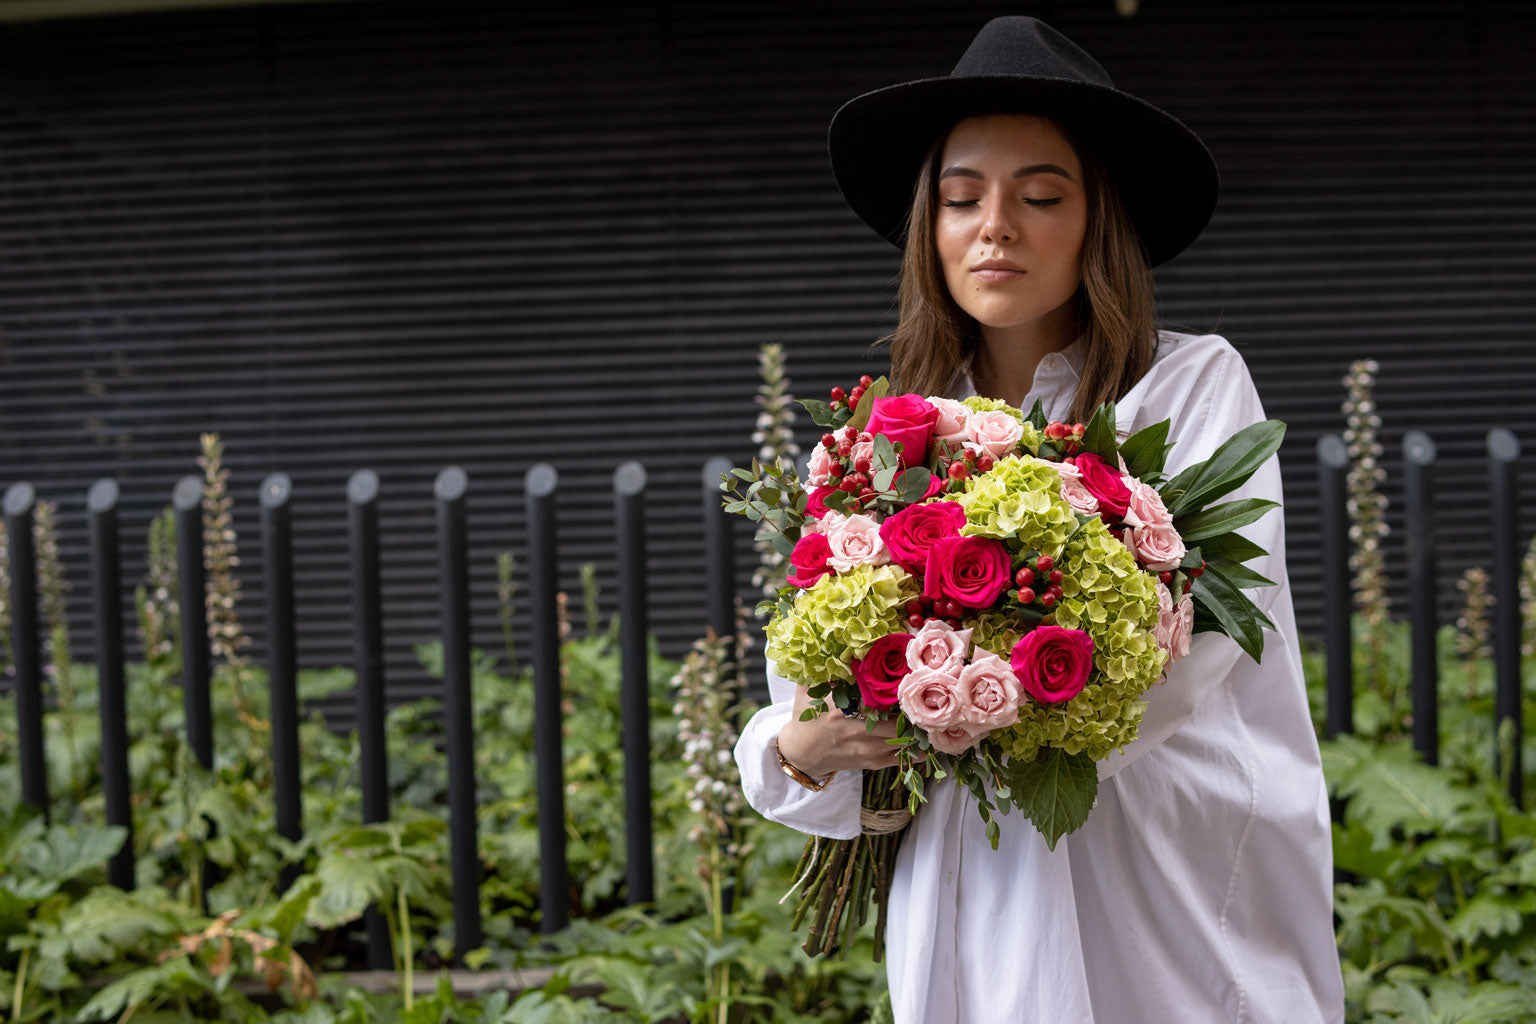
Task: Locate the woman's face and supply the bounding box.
[933,114,1087,336]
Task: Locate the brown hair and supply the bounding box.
[880,119,1158,424]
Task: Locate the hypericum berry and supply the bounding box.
[821,433,836,448]
[945,617,963,629]
[1048,569,1063,585]
[830,386,846,402]
[1040,592,1057,608]
[1047,584,1063,600]
[977,454,995,472]
[837,441,853,457]
[907,612,926,629]
[1015,567,1035,587]
[847,499,862,513]
[1072,422,1086,435]
[827,462,844,478]
[907,600,924,615]
[948,462,970,480]
[945,599,965,619]
[859,374,874,387]
[1017,586,1036,604]
[1044,422,1064,440]
[840,478,858,493]
[1190,561,1207,578]
[964,448,978,462]
[854,456,871,473]
[1036,555,1054,572]
[1159,571,1173,584]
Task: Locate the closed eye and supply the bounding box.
[940,198,1063,208]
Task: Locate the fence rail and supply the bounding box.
[2,429,1530,964]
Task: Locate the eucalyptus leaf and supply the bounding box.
[897,467,933,503]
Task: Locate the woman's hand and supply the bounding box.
[776,684,903,780]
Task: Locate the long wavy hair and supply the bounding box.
[879,117,1158,424]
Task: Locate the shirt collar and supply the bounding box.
[951,333,1088,407]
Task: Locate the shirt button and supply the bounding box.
[944,871,954,885]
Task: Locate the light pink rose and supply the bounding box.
[1123,478,1174,530]
[1049,460,1100,516]
[927,721,986,756]
[823,513,891,572]
[925,396,973,442]
[897,665,965,732]
[1153,584,1177,661]
[906,620,974,674]
[967,410,1025,457]
[1171,591,1194,663]
[957,650,1024,730]
[852,436,875,468]
[807,443,837,486]
[1130,521,1186,572]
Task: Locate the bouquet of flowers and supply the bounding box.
[722,374,1284,959]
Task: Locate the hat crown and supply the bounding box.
[950,16,1113,90]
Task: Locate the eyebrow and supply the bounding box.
[939,163,1077,183]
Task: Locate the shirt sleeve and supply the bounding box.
[733,658,864,840]
[1096,335,1290,782]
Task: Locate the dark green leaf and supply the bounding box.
[1164,419,1286,517]
[1205,557,1275,590]
[848,376,890,433]
[1080,402,1118,461]
[1025,398,1048,431]
[1119,419,1171,479]
[1197,531,1267,563]
[897,468,933,503]
[1190,565,1269,662]
[1173,497,1279,542]
[1001,748,1098,851]
[798,398,838,427]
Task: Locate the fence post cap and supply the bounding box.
[1488,427,1522,461]
[172,475,203,510]
[86,478,120,512]
[347,469,380,504]
[702,455,735,483]
[260,473,293,508]
[614,461,647,495]
[2,481,36,516]
[434,466,468,501]
[1403,430,1437,465]
[1315,434,1349,468]
[526,463,558,496]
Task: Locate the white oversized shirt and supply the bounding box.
[734,332,1346,1023]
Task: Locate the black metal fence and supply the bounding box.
[2,432,1530,965]
[3,456,741,967]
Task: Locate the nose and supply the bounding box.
[979,189,1019,244]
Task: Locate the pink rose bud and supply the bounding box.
[966,410,1025,458]
[1130,521,1186,573]
[927,721,986,756]
[785,533,834,588]
[924,396,973,442]
[823,513,891,573]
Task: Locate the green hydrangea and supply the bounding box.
[992,515,1166,763]
[958,397,1042,453]
[969,610,1024,661]
[957,455,1076,553]
[765,564,918,685]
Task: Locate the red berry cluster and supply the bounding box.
[1043,420,1088,454]
[1012,554,1065,608]
[943,445,996,483]
[1157,560,1206,594]
[905,594,969,631]
[828,374,876,413]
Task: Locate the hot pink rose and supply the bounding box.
[807,444,837,487]
[805,485,838,521]
[786,533,833,588]
[967,410,1025,457]
[925,396,973,441]
[906,619,973,674]
[958,649,1024,730]
[922,535,1012,609]
[880,500,966,575]
[1074,453,1131,521]
[922,473,946,500]
[852,632,914,711]
[865,394,941,468]
[897,665,965,732]
[1048,459,1099,516]
[1124,478,1174,529]
[823,513,890,572]
[1011,625,1095,704]
[1130,521,1186,572]
[927,721,986,756]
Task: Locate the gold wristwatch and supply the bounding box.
[776,738,836,791]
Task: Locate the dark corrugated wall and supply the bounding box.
[2,0,1532,715]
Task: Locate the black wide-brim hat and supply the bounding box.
[828,16,1218,267]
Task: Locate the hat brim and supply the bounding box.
[828,75,1218,267]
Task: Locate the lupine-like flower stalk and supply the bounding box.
[580,561,601,638]
[1340,359,1390,689]
[497,551,517,672]
[1520,536,1536,659]
[751,343,800,599]
[198,433,254,716]
[34,500,76,708]
[669,629,747,877]
[1455,566,1492,697]
[135,508,180,670]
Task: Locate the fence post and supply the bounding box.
[88,479,135,888]
[701,456,740,914]
[347,469,393,969]
[526,463,569,934]
[4,482,48,820]
[615,461,654,906]
[435,466,482,959]
[1316,435,1353,740]
[173,475,214,770]
[1488,428,1523,809]
[260,473,302,890]
[1402,431,1439,766]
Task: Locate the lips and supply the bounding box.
[971,258,1025,283]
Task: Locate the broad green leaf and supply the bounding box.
[17,823,127,886]
[1024,398,1048,431]
[1118,419,1171,479]
[897,467,932,503]
[1204,556,1275,590]
[1196,531,1267,564]
[1449,890,1536,943]
[1321,735,1475,836]
[1080,402,1118,461]
[1190,566,1267,662]
[1003,748,1098,851]
[1164,419,1286,517]
[1173,498,1278,543]
[797,398,838,427]
[848,376,890,433]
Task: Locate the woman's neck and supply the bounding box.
[969,299,1080,404]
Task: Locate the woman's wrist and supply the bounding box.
[776,720,832,785]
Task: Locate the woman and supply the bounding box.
[733,16,1346,1024]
